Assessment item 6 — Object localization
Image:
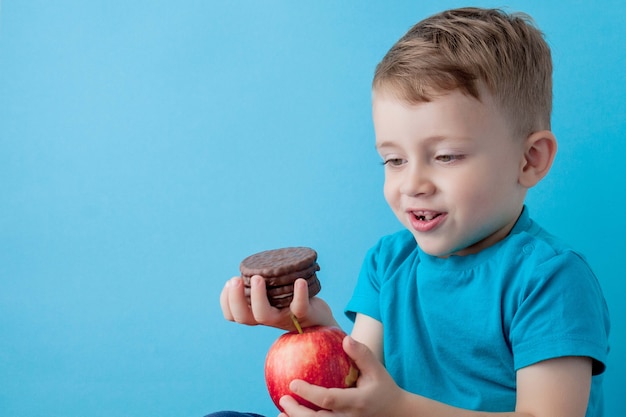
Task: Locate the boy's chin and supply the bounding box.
[413,235,479,258]
[412,237,455,258]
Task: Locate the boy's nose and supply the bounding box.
[400,163,435,197]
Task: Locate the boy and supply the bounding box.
[216,7,610,417]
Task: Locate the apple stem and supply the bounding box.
[290,314,304,334]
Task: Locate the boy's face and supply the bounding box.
[373,87,528,257]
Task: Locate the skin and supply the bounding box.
[220,86,594,417]
[375,86,530,257]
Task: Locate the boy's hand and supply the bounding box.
[278,336,406,417]
[220,275,337,331]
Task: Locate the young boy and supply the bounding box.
[216,7,610,417]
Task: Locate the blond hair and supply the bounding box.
[373,7,552,138]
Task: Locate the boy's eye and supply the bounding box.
[436,154,464,163]
[382,158,405,167]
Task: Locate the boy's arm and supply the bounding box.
[514,356,592,417]
[398,356,592,417]
[350,313,384,363]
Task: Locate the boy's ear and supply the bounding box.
[518,130,557,188]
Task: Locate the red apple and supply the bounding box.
[264,325,359,411]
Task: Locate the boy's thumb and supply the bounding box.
[342,335,378,375]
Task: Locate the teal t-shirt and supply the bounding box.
[345,207,610,415]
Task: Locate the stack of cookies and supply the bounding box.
[240,247,321,308]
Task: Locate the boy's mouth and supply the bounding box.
[409,210,446,232]
[412,210,442,221]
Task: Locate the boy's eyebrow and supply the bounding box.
[375,136,460,149]
[375,140,395,149]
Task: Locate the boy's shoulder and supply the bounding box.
[483,210,599,292]
[372,228,418,257]
[364,229,418,274]
[509,210,591,268]
[377,228,417,250]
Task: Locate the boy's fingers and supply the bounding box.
[278,395,301,415]
[219,279,234,321]
[289,278,310,319]
[288,380,352,413]
[227,277,257,325]
[343,335,380,376]
[279,390,325,416]
[249,275,277,323]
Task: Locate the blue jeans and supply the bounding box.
[204,413,266,417]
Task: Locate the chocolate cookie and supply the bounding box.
[241,263,320,287]
[239,247,321,308]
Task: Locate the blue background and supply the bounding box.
[1,1,624,416]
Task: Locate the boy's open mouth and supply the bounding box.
[412,211,442,221]
[409,210,446,232]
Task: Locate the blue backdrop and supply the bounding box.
[1,1,624,416]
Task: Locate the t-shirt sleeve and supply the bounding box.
[344,239,384,323]
[344,231,417,324]
[509,250,610,375]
